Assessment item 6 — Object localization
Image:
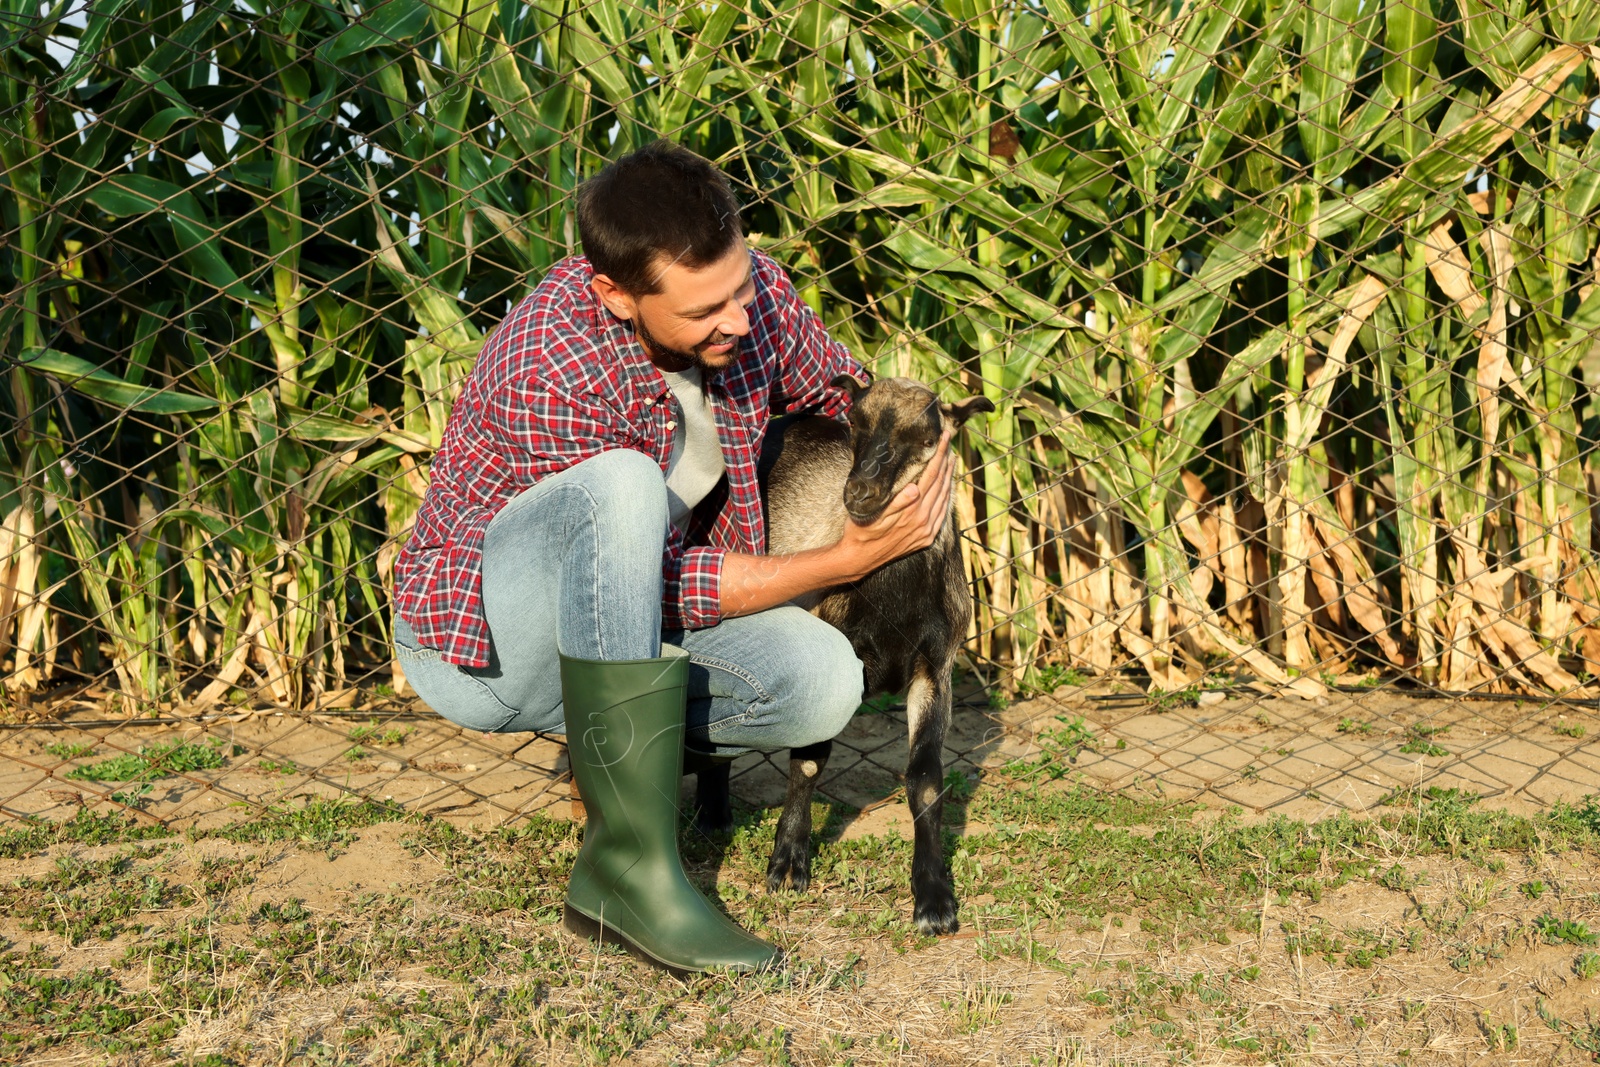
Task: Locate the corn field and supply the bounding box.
[2,0,1600,718]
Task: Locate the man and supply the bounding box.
[392,141,953,973]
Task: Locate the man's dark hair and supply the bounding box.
[576,140,743,296]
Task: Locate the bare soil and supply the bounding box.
[3,680,1600,1065]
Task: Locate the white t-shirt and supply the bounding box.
[659,365,727,533]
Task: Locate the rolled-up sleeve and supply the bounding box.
[663,544,725,630]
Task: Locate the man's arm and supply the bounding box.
[719,429,954,617]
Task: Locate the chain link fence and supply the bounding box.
[3,0,1600,831]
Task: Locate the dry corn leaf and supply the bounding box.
[1488,617,1586,695]
[195,612,267,706]
[1423,220,1485,318]
[1317,519,1403,663]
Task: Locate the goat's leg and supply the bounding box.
[766,740,833,891]
[905,666,958,934]
[684,748,734,835]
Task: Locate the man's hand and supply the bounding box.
[716,430,955,618]
[830,428,953,582]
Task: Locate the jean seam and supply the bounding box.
[396,644,520,728]
[702,707,757,736]
[688,653,773,705]
[458,671,520,719]
[579,482,604,658]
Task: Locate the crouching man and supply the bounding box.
[391,141,953,973]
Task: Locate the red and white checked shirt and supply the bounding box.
[393,248,867,668]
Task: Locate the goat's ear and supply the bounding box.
[830,373,868,400]
[942,395,996,426]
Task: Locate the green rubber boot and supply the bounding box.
[560,651,780,974]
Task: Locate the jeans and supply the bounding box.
[392,448,864,756]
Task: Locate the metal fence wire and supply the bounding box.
[3,0,1600,831]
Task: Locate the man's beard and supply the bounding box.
[634,316,740,373]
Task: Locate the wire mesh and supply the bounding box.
[3,0,1600,830]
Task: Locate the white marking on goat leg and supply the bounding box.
[905,671,935,740]
[919,784,940,808]
[799,760,819,778]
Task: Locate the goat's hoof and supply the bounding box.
[913,878,960,935]
[765,844,812,893]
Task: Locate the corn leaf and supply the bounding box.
[19,348,219,414]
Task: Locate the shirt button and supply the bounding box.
[666,420,678,431]
[645,398,655,407]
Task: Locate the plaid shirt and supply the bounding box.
[393,248,867,668]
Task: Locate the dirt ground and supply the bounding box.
[3,679,1600,1065]
[5,822,1600,1066]
[2,676,1597,833]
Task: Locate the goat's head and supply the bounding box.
[830,374,994,524]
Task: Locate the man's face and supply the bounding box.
[592,239,757,374]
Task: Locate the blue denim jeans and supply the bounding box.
[392,448,864,755]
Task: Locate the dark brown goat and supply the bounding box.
[694,374,993,935]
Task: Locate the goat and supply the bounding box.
[693,374,993,935]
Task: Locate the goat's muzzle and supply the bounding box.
[843,477,892,524]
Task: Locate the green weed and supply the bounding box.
[1149,686,1200,712]
[0,947,168,1057]
[347,720,414,747]
[1007,715,1098,779]
[944,982,1014,1032]
[195,796,411,852]
[1399,724,1450,758]
[1533,914,1597,947]
[856,693,901,716]
[8,850,174,946]
[1481,1013,1519,1052]
[1019,664,1088,697]
[64,738,228,783]
[0,809,171,860]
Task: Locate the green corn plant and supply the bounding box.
[0,0,54,689]
[4,0,1600,713]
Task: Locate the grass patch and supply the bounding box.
[1018,663,1088,697]
[195,796,413,853]
[1399,724,1450,757]
[6,737,1600,1066]
[0,808,172,859]
[855,693,901,716]
[0,946,172,1058]
[347,720,413,747]
[1533,914,1597,947]
[9,849,175,946]
[1148,685,1200,712]
[1004,715,1098,780]
[44,740,94,760]
[64,738,232,783]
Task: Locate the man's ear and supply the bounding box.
[941,395,996,425]
[830,373,868,400]
[590,274,637,321]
